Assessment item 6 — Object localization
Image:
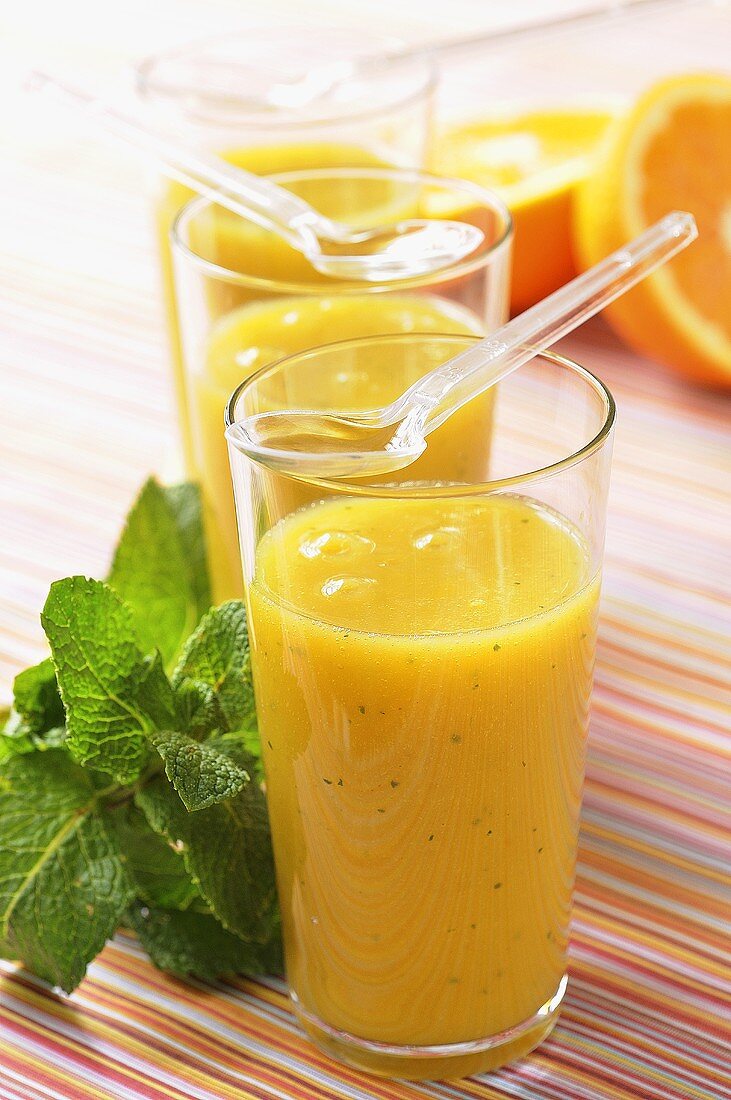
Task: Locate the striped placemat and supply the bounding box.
[2,2,731,1096]
[2,314,729,1100]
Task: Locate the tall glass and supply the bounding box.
[135,29,437,472]
[226,336,614,1079]
[171,169,512,602]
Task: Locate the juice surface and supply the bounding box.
[196,294,486,602]
[249,492,598,1053]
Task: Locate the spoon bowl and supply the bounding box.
[229,409,425,477]
[27,72,484,282]
[300,217,485,280]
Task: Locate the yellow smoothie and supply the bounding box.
[196,295,487,602]
[248,492,598,1076]
[156,142,394,471]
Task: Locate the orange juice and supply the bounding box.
[248,492,598,1077]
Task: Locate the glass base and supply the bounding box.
[292,974,567,1080]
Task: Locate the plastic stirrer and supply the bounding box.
[25,72,484,282]
[226,212,697,477]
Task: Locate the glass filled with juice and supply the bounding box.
[135,29,437,472]
[226,334,614,1079]
[170,169,512,602]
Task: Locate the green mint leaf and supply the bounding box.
[0,749,94,932]
[7,816,132,993]
[135,652,179,729]
[164,482,211,617]
[108,479,210,667]
[0,733,34,762]
[239,729,264,779]
[150,731,249,811]
[173,601,256,733]
[1,718,67,762]
[127,905,264,980]
[0,750,132,992]
[12,658,64,736]
[173,678,224,739]
[3,660,66,756]
[110,804,201,911]
[136,773,276,943]
[41,577,153,784]
[207,730,264,782]
[259,918,284,976]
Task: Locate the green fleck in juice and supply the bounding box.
[248,492,598,1075]
[196,295,487,603]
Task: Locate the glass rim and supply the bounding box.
[135,29,438,130]
[171,166,513,294]
[225,334,616,498]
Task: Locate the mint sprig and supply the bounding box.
[0,477,277,993]
[108,479,211,667]
[127,905,265,981]
[12,658,65,737]
[149,730,250,811]
[0,750,133,992]
[173,601,257,733]
[41,577,161,784]
[110,804,202,911]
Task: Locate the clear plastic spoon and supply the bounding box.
[25,72,484,282]
[226,211,697,478]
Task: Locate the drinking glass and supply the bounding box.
[135,29,437,472]
[226,335,615,1079]
[171,169,512,602]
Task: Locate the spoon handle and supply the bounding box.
[393,212,697,444]
[387,0,700,67]
[25,72,320,249]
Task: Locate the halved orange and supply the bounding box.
[433,108,617,313]
[574,73,731,389]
